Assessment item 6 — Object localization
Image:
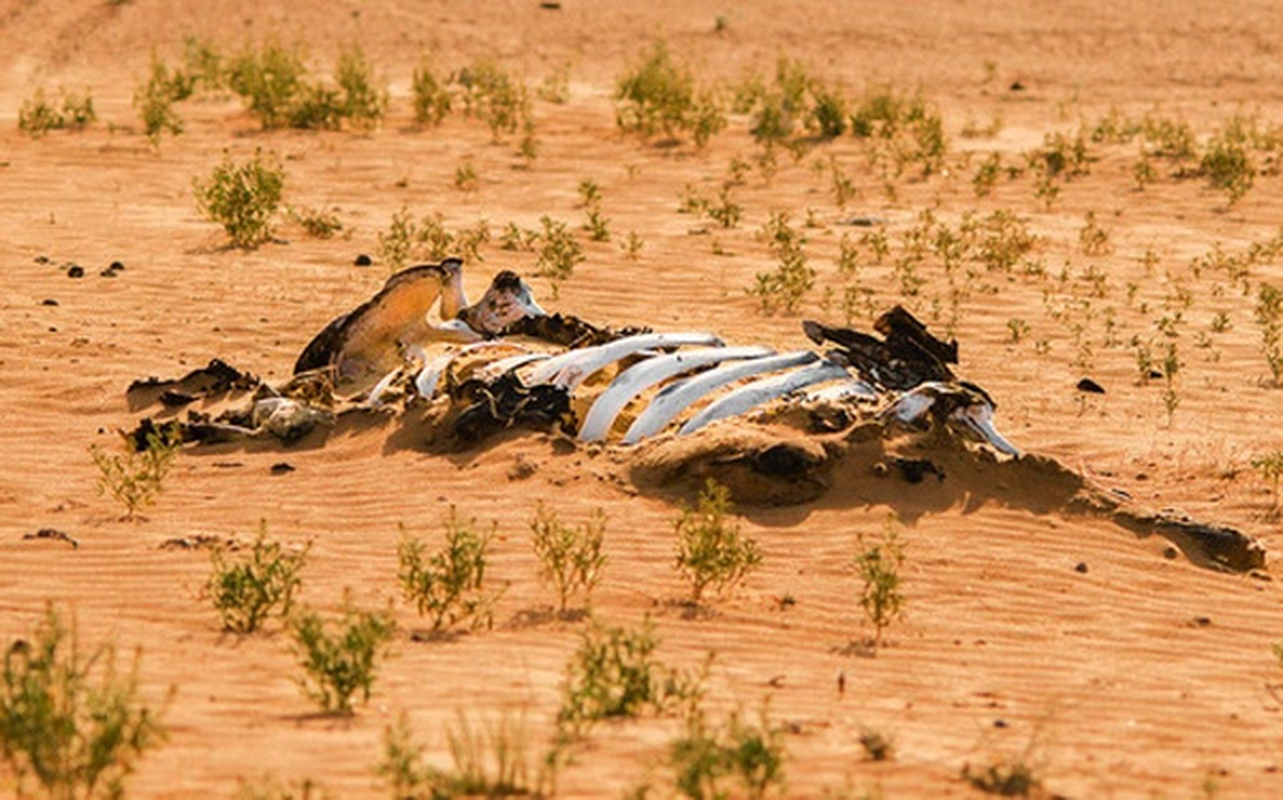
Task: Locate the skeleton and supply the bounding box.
[121,260,1266,573]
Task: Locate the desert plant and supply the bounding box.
[0,605,167,799]
[622,231,644,260]
[1252,451,1283,510]
[135,56,192,145]
[397,508,500,632]
[854,516,906,650]
[557,618,702,736]
[379,711,545,799]
[412,57,454,126]
[226,40,309,129]
[1078,211,1111,256]
[291,599,395,715]
[206,527,310,633]
[670,704,785,800]
[535,216,585,283]
[615,41,725,147]
[193,148,286,248]
[1160,341,1181,427]
[674,479,762,603]
[1201,122,1254,207]
[749,211,814,315]
[181,36,226,91]
[706,186,742,229]
[457,60,528,141]
[377,207,417,270]
[18,87,97,137]
[287,205,343,238]
[334,45,387,129]
[1255,282,1283,386]
[91,424,180,520]
[455,161,479,191]
[578,181,611,242]
[530,503,607,615]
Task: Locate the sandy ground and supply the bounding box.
[4,1,1283,797]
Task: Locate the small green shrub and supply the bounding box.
[674,479,762,603]
[530,503,607,615]
[1252,450,1283,510]
[749,211,814,316]
[457,60,528,141]
[535,216,586,283]
[206,527,309,633]
[615,41,725,147]
[411,57,453,126]
[0,605,167,799]
[1201,122,1254,207]
[854,516,906,651]
[135,55,192,145]
[18,87,97,137]
[291,599,395,715]
[334,45,386,130]
[1255,282,1283,386]
[671,704,785,800]
[379,711,544,799]
[398,508,500,633]
[557,619,703,736]
[227,40,309,129]
[287,205,343,239]
[193,148,286,248]
[92,424,180,520]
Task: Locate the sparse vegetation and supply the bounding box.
[193,148,286,248]
[670,703,786,800]
[291,598,395,715]
[206,527,309,634]
[411,57,453,126]
[135,55,191,145]
[615,41,726,147]
[398,508,501,633]
[1255,282,1283,386]
[673,479,762,604]
[18,87,96,137]
[535,215,586,285]
[854,516,906,651]
[530,503,607,616]
[91,424,180,520]
[557,618,704,737]
[749,211,814,315]
[1252,450,1283,511]
[0,605,167,799]
[379,710,543,799]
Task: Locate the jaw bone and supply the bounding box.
[622,350,820,445]
[678,359,852,436]
[577,345,774,442]
[524,331,726,390]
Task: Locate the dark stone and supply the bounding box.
[353,254,373,266]
[1075,562,1089,573]
[1076,378,1106,394]
[270,462,296,474]
[66,265,84,278]
[41,298,58,306]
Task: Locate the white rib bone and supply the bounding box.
[524,332,725,389]
[577,345,774,442]
[678,360,850,436]
[621,351,819,445]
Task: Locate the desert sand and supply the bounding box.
[4,1,1283,797]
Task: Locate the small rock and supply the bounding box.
[1074,562,1089,574]
[41,298,58,306]
[993,719,1009,728]
[354,254,373,267]
[270,462,296,475]
[1009,80,1025,91]
[1191,616,1212,627]
[66,265,84,278]
[1076,377,1106,394]
[1163,546,1179,560]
